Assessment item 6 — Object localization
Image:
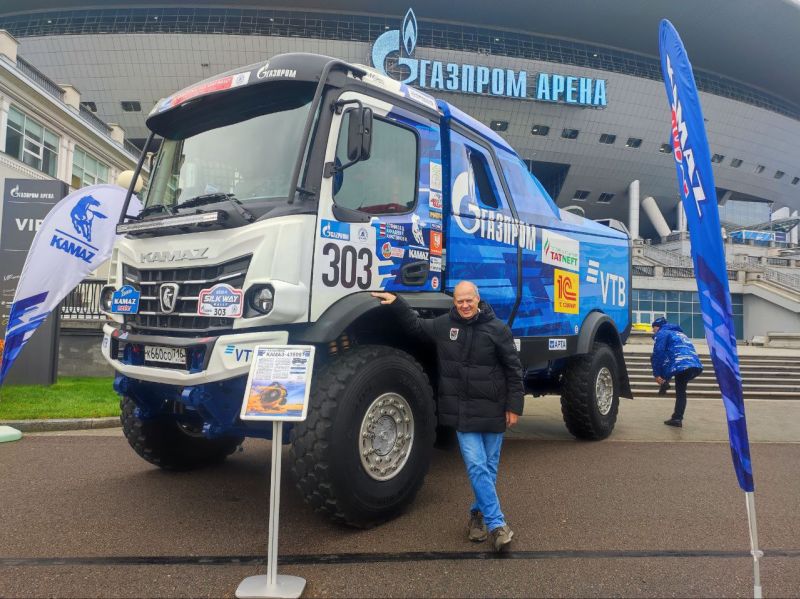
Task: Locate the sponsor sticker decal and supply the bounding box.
[320,219,350,241]
[554,268,579,314]
[429,191,443,210]
[430,230,443,256]
[381,242,405,259]
[548,338,567,351]
[514,338,521,352]
[408,248,429,261]
[197,283,244,318]
[377,222,408,242]
[111,285,140,314]
[543,230,580,272]
[430,162,443,191]
[431,276,439,289]
[430,255,442,272]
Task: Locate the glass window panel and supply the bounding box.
[667,301,679,312]
[8,107,24,130]
[653,299,666,312]
[44,130,59,150]
[680,291,693,301]
[733,315,744,340]
[679,314,693,334]
[22,151,41,169]
[639,289,653,301]
[43,149,57,177]
[24,119,43,142]
[5,128,22,159]
[639,300,652,311]
[97,163,108,183]
[666,312,680,325]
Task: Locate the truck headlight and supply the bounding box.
[100,285,116,312]
[247,285,274,315]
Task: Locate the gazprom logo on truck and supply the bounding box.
[320,219,350,241]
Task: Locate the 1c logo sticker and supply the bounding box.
[321,243,373,289]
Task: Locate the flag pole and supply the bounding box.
[745,491,763,598]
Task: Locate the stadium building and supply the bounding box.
[0,0,798,343]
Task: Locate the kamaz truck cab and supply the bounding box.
[104,53,632,527]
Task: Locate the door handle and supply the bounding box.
[400,260,429,286]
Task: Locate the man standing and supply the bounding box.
[651,317,703,427]
[372,281,524,552]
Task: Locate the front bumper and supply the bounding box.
[101,323,288,385]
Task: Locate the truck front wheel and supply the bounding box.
[120,396,242,470]
[290,345,435,528]
[560,342,620,440]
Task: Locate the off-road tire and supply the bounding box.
[120,395,242,471]
[560,342,620,440]
[290,345,435,528]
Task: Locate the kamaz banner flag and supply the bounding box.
[658,20,754,492]
[0,184,139,385]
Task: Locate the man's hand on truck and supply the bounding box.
[371,292,397,304]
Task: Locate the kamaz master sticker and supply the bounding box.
[554,269,579,314]
[197,283,244,318]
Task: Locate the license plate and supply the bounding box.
[144,345,186,365]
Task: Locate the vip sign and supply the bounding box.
[543,230,580,272]
[554,269,579,314]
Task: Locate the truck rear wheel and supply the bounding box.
[120,395,242,470]
[290,345,435,528]
[560,342,619,440]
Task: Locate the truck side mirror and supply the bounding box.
[346,107,372,162]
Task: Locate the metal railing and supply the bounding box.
[762,269,800,292]
[632,265,655,277]
[767,257,791,267]
[61,279,105,320]
[642,245,693,268]
[663,267,694,278]
[79,105,111,135]
[15,57,65,101]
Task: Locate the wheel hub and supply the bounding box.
[359,392,414,481]
[595,366,614,415]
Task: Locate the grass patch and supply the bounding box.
[0,377,119,420]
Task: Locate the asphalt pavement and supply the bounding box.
[1,396,799,598]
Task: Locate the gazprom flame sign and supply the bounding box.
[371,9,607,107]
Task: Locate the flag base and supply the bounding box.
[235,574,306,598]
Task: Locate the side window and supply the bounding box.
[466,148,499,209]
[498,152,560,219]
[334,112,417,214]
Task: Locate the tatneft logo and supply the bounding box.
[543,230,579,272]
[371,8,607,106]
[554,268,579,314]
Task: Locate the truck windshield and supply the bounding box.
[142,85,315,212]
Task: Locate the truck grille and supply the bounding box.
[122,255,251,335]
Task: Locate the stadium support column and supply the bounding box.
[628,180,640,239]
[677,201,687,232]
[793,210,799,245]
[642,196,671,239]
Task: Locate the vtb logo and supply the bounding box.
[554,269,579,314]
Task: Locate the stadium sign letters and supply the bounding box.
[372,9,607,107]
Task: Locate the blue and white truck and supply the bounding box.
[102,53,633,527]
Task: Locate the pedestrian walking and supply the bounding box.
[650,317,703,427]
[372,281,524,552]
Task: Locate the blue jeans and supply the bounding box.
[456,431,506,531]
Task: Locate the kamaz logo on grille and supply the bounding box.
[140,248,209,263]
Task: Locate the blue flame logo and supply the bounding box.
[402,8,417,56]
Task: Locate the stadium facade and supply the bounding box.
[0,0,799,342]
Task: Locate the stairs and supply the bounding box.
[624,350,800,400]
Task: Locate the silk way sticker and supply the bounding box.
[197,283,244,318]
[111,285,140,314]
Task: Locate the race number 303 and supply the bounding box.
[321,242,373,290]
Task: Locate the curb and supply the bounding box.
[0,417,121,433]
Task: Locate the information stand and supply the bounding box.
[235,345,315,599]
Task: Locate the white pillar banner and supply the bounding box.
[0,184,141,384]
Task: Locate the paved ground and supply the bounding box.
[2,396,799,598]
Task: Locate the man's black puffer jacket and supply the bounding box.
[391,295,524,433]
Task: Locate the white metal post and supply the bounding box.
[745,491,763,599]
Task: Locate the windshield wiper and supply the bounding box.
[174,192,255,223]
[174,192,235,210]
[137,204,175,219]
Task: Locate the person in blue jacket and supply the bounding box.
[651,317,703,427]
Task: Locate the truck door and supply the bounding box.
[310,91,442,321]
[445,130,522,323]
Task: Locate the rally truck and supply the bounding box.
[101,53,632,528]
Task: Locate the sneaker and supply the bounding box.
[467,510,488,542]
[664,418,683,428]
[489,524,514,552]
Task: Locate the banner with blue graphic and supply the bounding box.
[0,185,140,385]
[658,20,754,492]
